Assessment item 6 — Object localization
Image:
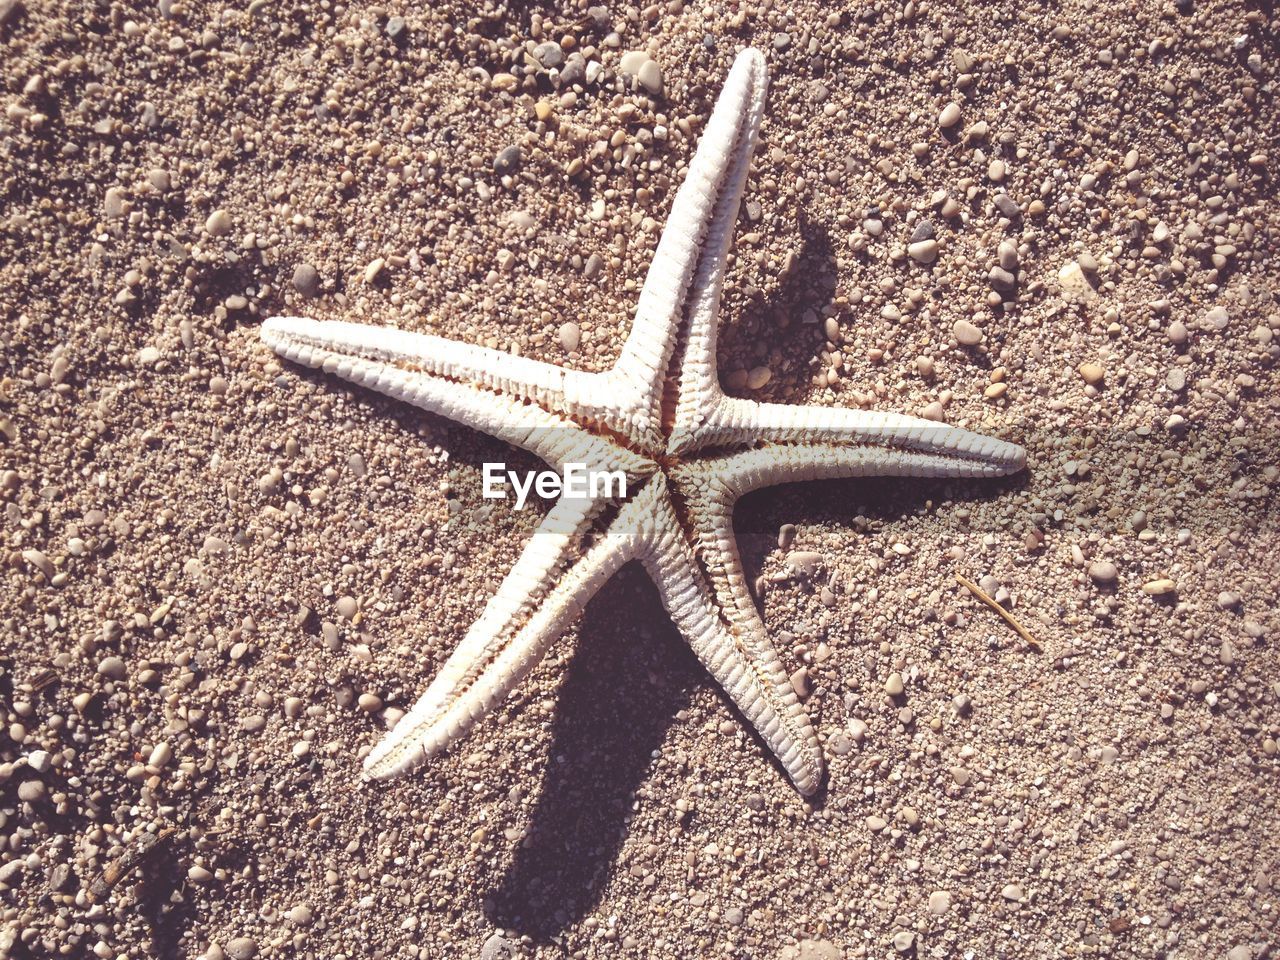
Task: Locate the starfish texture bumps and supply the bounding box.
[259,49,1025,796]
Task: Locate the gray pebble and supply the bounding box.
[997,240,1019,270]
[533,41,563,69]
[98,655,127,680]
[480,932,518,960]
[938,102,962,128]
[493,145,522,176]
[989,266,1017,291]
[385,16,405,39]
[910,220,935,243]
[224,938,257,960]
[17,779,45,803]
[993,193,1020,218]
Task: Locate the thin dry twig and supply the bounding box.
[954,573,1042,650]
[86,826,181,904]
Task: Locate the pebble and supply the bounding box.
[1226,948,1253,960]
[1142,578,1176,596]
[1058,260,1095,300]
[532,41,563,69]
[910,220,935,243]
[1203,305,1229,331]
[1087,561,1118,585]
[17,779,45,802]
[884,672,904,696]
[637,59,663,96]
[988,266,1017,292]
[224,938,257,960]
[558,321,581,352]
[1166,320,1188,344]
[1001,883,1025,902]
[292,263,321,297]
[188,864,213,882]
[781,941,840,960]
[357,693,383,712]
[385,15,405,39]
[493,145,522,176]
[892,931,914,953]
[480,932,519,960]
[98,656,127,681]
[907,238,938,264]
[928,890,952,915]
[938,102,962,128]
[953,319,983,346]
[724,906,744,926]
[104,186,126,219]
[205,209,232,237]
[335,595,358,620]
[790,667,812,700]
[148,742,172,767]
[286,904,313,925]
[993,192,1020,218]
[997,240,1019,270]
[1078,362,1105,386]
[746,366,772,390]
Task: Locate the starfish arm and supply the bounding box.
[261,315,653,478]
[706,440,1024,498]
[637,474,825,795]
[611,48,769,449]
[695,397,1026,473]
[665,62,768,455]
[262,315,663,450]
[364,492,644,779]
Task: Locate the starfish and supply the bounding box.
[259,48,1025,796]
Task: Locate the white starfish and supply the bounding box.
[259,49,1025,796]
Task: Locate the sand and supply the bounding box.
[1,0,1276,957]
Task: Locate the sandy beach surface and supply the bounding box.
[1,0,1277,957]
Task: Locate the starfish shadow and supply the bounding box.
[483,563,696,941]
[733,471,1031,585]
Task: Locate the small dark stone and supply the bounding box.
[988,265,1017,292]
[532,41,563,69]
[910,219,935,243]
[993,192,1021,218]
[493,144,522,176]
[292,263,321,298]
[0,0,22,26]
[1174,0,1192,12]
[702,34,716,50]
[557,53,586,88]
[585,6,610,30]
[48,862,77,894]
